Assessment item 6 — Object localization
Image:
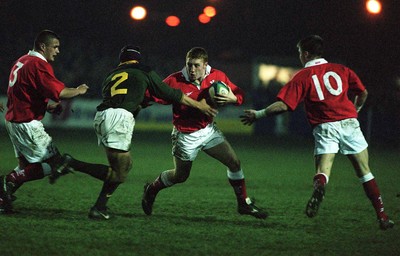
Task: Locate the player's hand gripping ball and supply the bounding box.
[208,81,229,107]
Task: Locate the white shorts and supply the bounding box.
[93,108,135,151]
[5,120,59,163]
[171,123,225,161]
[313,118,368,155]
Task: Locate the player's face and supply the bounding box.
[186,58,207,83]
[42,38,60,62]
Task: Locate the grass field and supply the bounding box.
[0,127,399,256]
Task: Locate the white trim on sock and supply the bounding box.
[14,166,23,172]
[160,171,174,187]
[41,163,52,176]
[227,169,244,180]
[359,172,374,183]
[319,173,330,184]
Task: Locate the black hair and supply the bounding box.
[297,35,323,57]
[34,30,60,50]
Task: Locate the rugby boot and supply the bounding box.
[305,186,325,218]
[238,197,268,219]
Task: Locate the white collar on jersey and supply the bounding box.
[182,64,211,82]
[304,58,328,68]
[28,50,48,62]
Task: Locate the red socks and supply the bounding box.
[229,179,248,203]
[362,178,387,220]
[6,163,44,185]
[313,173,328,189]
[150,175,167,195]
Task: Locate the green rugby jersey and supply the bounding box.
[97,62,182,115]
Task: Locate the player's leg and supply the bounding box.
[1,120,64,212]
[306,121,340,218]
[89,108,134,219]
[341,118,393,229]
[1,157,28,206]
[142,157,192,216]
[204,138,267,219]
[89,148,132,220]
[5,155,29,195]
[0,175,13,214]
[305,153,335,217]
[1,156,58,214]
[143,127,199,215]
[54,154,113,182]
[347,149,394,230]
[6,158,52,187]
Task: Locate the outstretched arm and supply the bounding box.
[59,84,89,99]
[240,101,289,126]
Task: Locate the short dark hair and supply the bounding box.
[297,35,323,57]
[34,30,60,50]
[186,47,208,62]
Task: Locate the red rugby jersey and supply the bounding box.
[150,66,245,133]
[277,58,366,126]
[6,51,65,122]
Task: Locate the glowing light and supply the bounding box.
[130,6,147,20]
[198,13,211,24]
[203,6,217,17]
[366,0,382,14]
[165,16,180,27]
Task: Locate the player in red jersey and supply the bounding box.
[88,45,216,220]
[142,47,268,219]
[0,30,88,213]
[1,30,114,215]
[241,35,394,230]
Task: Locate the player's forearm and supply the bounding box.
[59,88,81,99]
[255,101,288,119]
[180,94,200,109]
[354,89,368,112]
[59,84,88,99]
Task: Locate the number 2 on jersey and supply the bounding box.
[111,72,128,97]
[311,71,343,101]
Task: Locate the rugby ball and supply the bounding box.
[209,81,229,99]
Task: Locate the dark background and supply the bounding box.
[1,0,399,145]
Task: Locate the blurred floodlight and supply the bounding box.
[203,6,217,17]
[258,64,298,85]
[366,0,382,14]
[130,6,147,20]
[198,13,211,24]
[165,16,180,27]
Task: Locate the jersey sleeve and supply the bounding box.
[347,68,366,95]
[36,61,65,101]
[147,70,182,104]
[276,78,304,111]
[223,75,245,105]
[213,70,245,105]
